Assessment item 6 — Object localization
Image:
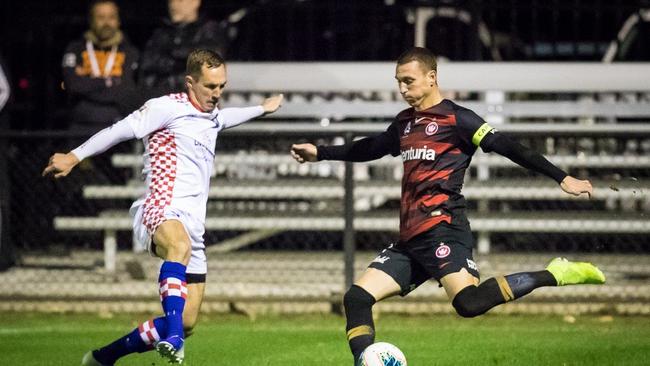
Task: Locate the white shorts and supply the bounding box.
[131,204,207,275]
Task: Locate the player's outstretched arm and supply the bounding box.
[290,143,318,163]
[484,134,593,198]
[42,152,80,179]
[291,124,399,164]
[261,94,284,114]
[218,94,283,129]
[290,137,395,163]
[560,176,593,198]
[479,131,570,185]
[42,119,136,179]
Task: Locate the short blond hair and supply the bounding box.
[186,49,225,80]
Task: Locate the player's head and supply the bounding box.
[185,49,226,112]
[168,0,201,24]
[88,0,120,41]
[395,47,439,109]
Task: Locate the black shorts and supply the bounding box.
[186,273,206,284]
[368,220,480,296]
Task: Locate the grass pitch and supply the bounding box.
[1,312,649,365]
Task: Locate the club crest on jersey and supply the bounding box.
[435,243,451,258]
[425,122,439,136]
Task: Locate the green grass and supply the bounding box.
[1,312,649,365]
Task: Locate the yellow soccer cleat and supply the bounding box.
[546,257,606,286]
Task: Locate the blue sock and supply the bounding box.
[93,317,167,364]
[159,261,187,343]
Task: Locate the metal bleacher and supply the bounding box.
[48,62,650,313]
[5,251,650,315]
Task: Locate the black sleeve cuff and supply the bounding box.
[316,145,326,161]
[316,145,343,161]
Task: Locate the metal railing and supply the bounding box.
[34,123,650,289]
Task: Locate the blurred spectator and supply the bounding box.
[416,3,501,61]
[139,0,228,98]
[0,51,10,132]
[0,52,9,117]
[603,8,650,62]
[0,51,14,271]
[62,0,139,132]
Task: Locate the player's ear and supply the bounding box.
[427,70,437,86]
[185,75,194,90]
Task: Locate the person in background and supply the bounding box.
[139,0,229,100]
[62,0,139,132]
[0,52,9,116]
[0,51,14,272]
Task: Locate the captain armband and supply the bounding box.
[471,123,496,147]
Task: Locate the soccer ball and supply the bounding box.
[359,342,407,366]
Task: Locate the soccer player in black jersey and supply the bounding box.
[291,47,606,365]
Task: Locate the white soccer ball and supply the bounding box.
[359,342,407,366]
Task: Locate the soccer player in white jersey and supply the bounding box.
[43,49,283,365]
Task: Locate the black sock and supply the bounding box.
[452,271,557,317]
[344,285,376,362]
[505,270,557,297]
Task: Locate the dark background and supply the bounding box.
[1,0,649,130]
[0,0,649,263]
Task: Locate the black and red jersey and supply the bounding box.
[317,98,566,244]
[391,99,488,241]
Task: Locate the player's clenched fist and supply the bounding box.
[290,143,318,163]
[261,94,284,114]
[42,152,80,179]
[560,176,593,198]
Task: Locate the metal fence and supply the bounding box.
[1,123,649,313]
[3,124,650,251]
[2,58,650,312]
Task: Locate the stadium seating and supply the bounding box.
[49,63,650,313]
[4,251,650,314]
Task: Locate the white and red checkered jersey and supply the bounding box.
[72,92,264,234]
[131,93,264,232]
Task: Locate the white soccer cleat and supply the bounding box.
[81,351,111,366]
[156,338,185,364]
[174,344,185,364]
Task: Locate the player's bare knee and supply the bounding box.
[153,221,191,261]
[174,239,191,260]
[161,238,191,263]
